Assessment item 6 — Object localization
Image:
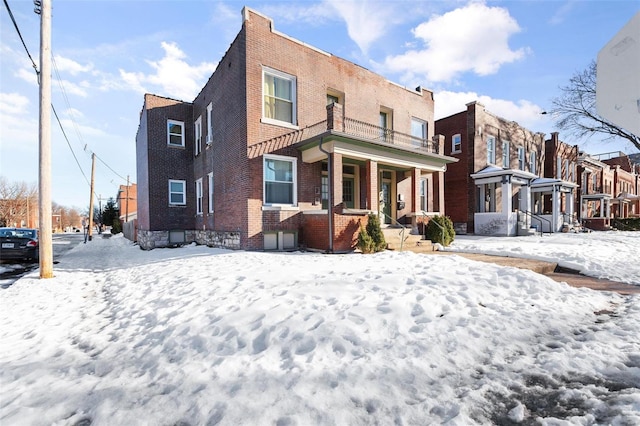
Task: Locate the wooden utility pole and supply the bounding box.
[125,175,129,222]
[88,153,96,241]
[38,0,53,278]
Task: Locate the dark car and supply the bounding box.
[0,228,39,262]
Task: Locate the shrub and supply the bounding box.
[357,213,386,253]
[111,219,122,234]
[425,215,455,247]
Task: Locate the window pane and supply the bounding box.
[411,120,425,139]
[266,182,293,204]
[265,159,293,182]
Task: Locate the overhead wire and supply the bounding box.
[2,0,131,202]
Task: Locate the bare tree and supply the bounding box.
[550,60,640,152]
[0,176,38,227]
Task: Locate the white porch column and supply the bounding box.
[606,199,611,218]
[502,177,512,214]
[478,184,485,212]
[566,192,574,219]
[552,185,560,231]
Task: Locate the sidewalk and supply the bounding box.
[429,251,640,295]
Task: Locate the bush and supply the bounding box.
[111,219,122,234]
[425,215,455,247]
[357,213,386,253]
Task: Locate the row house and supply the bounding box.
[603,155,640,219]
[435,102,577,236]
[135,8,457,251]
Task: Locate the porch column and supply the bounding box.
[411,168,421,212]
[501,176,512,214]
[365,160,378,212]
[330,152,343,210]
[566,191,574,219]
[433,170,445,214]
[552,185,560,231]
[478,184,486,213]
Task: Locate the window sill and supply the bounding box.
[262,205,300,211]
[261,118,299,131]
[169,204,187,207]
[451,150,462,155]
[167,144,185,149]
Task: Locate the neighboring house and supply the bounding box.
[135,8,457,251]
[577,153,614,230]
[436,101,548,236]
[602,155,640,218]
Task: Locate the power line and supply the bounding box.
[2,0,133,199]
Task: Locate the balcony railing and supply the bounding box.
[249,117,441,158]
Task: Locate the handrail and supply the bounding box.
[420,211,444,245]
[521,210,551,236]
[378,211,408,251]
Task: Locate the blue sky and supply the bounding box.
[1,0,638,209]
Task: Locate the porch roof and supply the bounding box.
[295,129,457,172]
[530,177,578,193]
[470,165,537,184]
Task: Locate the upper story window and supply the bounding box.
[592,174,598,192]
[411,118,427,148]
[327,94,340,105]
[194,116,202,156]
[264,154,297,205]
[206,103,213,145]
[452,134,461,154]
[518,147,525,170]
[167,120,185,147]
[487,136,496,165]
[502,140,510,168]
[263,67,296,126]
[195,178,203,215]
[557,157,562,179]
[529,151,537,175]
[379,108,392,143]
[419,178,429,211]
[168,179,186,206]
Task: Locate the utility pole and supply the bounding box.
[88,153,96,241]
[37,0,53,278]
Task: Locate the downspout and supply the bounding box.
[318,137,333,253]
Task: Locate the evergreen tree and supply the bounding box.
[101,198,120,233]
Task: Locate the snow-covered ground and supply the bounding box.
[1,232,638,425]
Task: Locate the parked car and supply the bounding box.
[0,228,39,262]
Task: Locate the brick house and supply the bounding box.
[577,153,614,230]
[135,8,457,251]
[435,102,579,235]
[602,155,640,218]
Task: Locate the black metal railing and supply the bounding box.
[342,118,439,154]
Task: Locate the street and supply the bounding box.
[0,232,86,289]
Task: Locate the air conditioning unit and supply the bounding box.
[206,134,213,144]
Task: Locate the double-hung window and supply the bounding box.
[263,67,296,126]
[411,118,427,148]
[502,140,510,168]
[264,154,297,205]
[167,120,185,147]
[195,178,203,215]
[452,134,461,153]
[194,116,202,156]
[518,147,525,170]
[419,178,429,211]
[206,103,213,145]
[169,180,186,205]
[487,136,496,164]
[529,151,537,175]
[208,172,214,213]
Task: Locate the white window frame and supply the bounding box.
[208,172,214,213]
[564,159,570,181]
[194,116,202,156]
[206,103,213,145]
[263,154,297,206]
[419,178,429,211]
[195,178,203,215]
[262,67,297,127]
[410,118,427,147]
[529,151,537,175]
[452,134,461,154]
[167,120,185,147]
[502,140,510,168]
[487,136,496,164]
[557,157,562,179]
[168,179,186,206]
[518,146,525,170]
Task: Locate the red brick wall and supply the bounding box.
[303,211,367,252]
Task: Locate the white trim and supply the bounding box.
[195,178,203,215]
[451,133,462,154]
[208,172,214,213]
[167,119,185,147]
[263,154,298,206]
[262,66,297,126]
[168,179,186,206]
[194,116,202,156]
[206,103,213,145]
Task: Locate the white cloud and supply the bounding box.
[435,90,545,129]
[53,55,93,75]
[119,42,217,101]
[325,0,404,53]
[383,2,528,83]
[0,92,30,115]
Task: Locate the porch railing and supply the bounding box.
[522,210,550,236]
[342,118,440,154]
[378,211,408,251]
